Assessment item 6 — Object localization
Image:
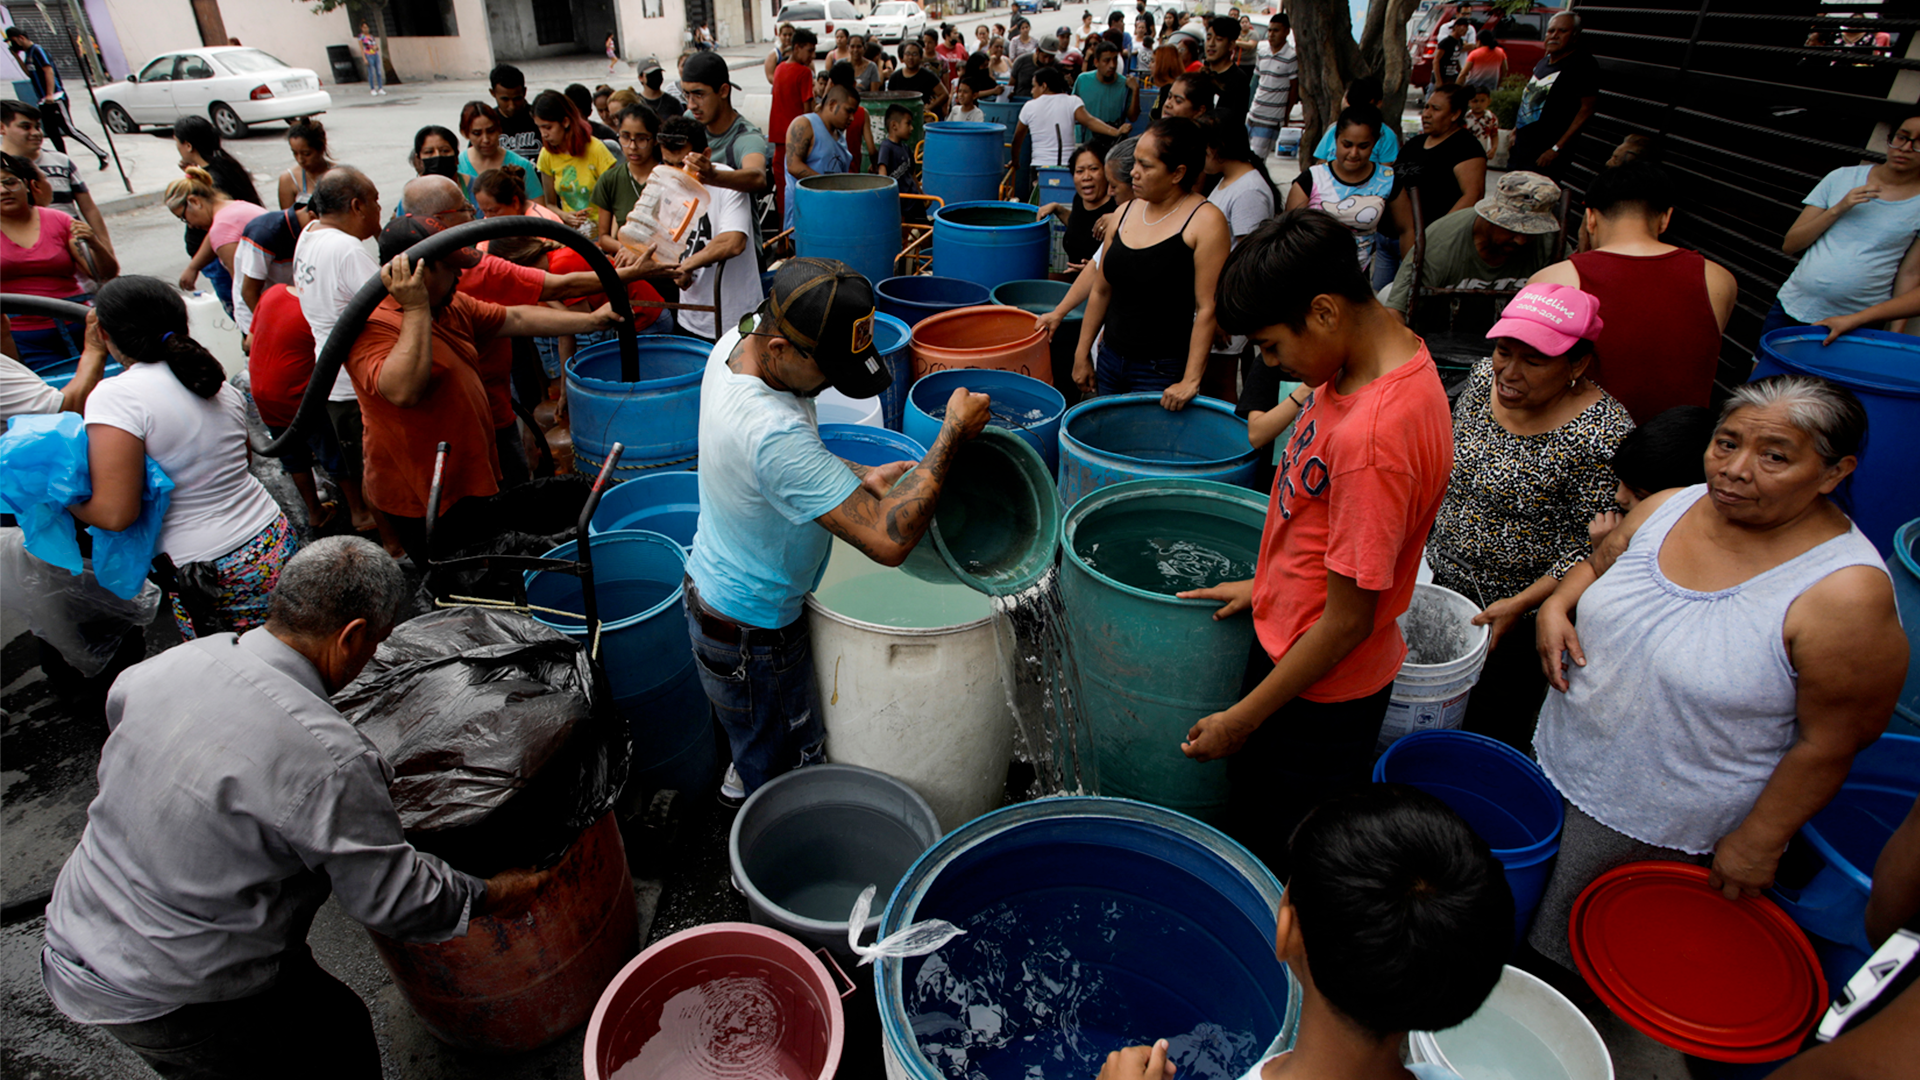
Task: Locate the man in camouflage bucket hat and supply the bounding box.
[1387,171,1565,322]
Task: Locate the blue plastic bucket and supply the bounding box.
[795,173,902,288]
[1058,393,1263,507]
[874,275,993,327]
[565,336,712,476]
[1770,734,1920,958]
[1373,730,1566,947]
[33,355,122,388]
[931,201,1052,291]
[1751,328,1920,556]
[922,121,1006,208]
[873,311,914,431]
[876,797,1301,1079]
[1893,520,1920,738]
[588,472,700,547]
[903,367,1065,474]
[820,424,927,469]
[525,530,716,801]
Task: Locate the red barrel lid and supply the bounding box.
[1568,862,1826,1063]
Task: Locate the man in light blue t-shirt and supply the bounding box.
[683,259,991,803]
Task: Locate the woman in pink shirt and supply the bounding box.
[166,167,268,315]
[1,152,116,364]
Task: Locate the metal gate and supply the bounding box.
[1567,1,1919,395]
[3,0,103,83]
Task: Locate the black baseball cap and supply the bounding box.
[378,214,482,269]
[680,51,737,92]
[755,259,889,399]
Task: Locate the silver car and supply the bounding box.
[95,47,331,138]
[867,0,928,44]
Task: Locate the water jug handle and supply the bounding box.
[815,947,858,999]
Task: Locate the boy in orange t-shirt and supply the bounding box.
[1181,209,1454,878]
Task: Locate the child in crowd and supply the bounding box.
[1588,404,1716,549]
[1098,786,1512,1080]
[948,79,984,123]
[1309,75,1398,166]
[875,104,915,181]
[1463,85,1499,156]
[1181,210,1453,879]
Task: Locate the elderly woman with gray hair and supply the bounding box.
[1524,374,1908,977]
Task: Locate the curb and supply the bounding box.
[96,189,166,215]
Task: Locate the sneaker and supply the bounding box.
[718,763,746,809]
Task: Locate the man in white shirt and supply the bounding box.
[291,167,385,543]
[1247,15,1297,159]
[1016,66,1128,176]
[658,116,762,343]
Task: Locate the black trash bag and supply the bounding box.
[333,606,631,876]
[420,528,575,612]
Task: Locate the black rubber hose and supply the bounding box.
[0,294,93,325]
[258,215,640,458]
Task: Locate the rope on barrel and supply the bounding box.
[574,452,698,473]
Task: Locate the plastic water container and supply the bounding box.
[584,922,847,1080]
[908,303,1052,384]
[903,367,1066,474]
[729,764,943,959]
[183,289,245,378]
[1409,966,1614,1080]
[875,275,992,327]
[1893,519,1920,737]
[875,797,1301,1079]
[930,201,1052,290]
[814,387,883,427]
[1058,393,1263,507]
[565,336,709,475]
[794,173,901,287]
[922,121,1006,207]
[588,471,700,547]
[873,311,915,431]
[619,164,711,262]
[1374,730,1566,947]
[1770,734,1920,960]
[818,424,926,469]
[930,427,1061,596]
[1376,584,1493,752]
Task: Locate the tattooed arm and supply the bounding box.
[817,387,992,566]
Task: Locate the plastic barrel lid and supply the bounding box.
[1568,862,1826,1063]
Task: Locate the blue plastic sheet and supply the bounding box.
[0,413,175,599]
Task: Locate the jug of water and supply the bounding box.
[619,165,710,262]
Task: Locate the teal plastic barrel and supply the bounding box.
[992,278,1086,402]
[1058,393,1263,507]
[525,531,716,801]
[1061,479,1268,823]
[922,121,1006,208]
[931,427,1061,596]
[931,201,1051,291]
[1894,520,1920,737]
[876,797,1301,1079]
[873,311,914,430]
[565,337,711,476]
[795,174,902,288]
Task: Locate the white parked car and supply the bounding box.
[96,47,331,139]
[773,1,870,46]
[867,1,928,44]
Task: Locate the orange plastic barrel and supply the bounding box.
[367,813,638,1053]
[909,304,1053,385]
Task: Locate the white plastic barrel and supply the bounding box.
[1376,583,1492,753]
[816,387,884,427]
[806,540,1012,831]
[1409,965,1614,1080]
[183,290,246,378]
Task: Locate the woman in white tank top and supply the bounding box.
[1524,375,1908,971]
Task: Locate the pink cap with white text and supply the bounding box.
[1485,283,1605,357]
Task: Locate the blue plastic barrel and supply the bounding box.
[931,201,1052,291]
[874,275,992,327]
[873,312,914,431]
[876,797,1301,1079]
[1057,393,1263,507]
[565,336,710,476]
[795,173,902,288]
[1895,520,1920,738]
[820,423,927,468]
[978,98,1027,176]
[922,121,1006,208]
[904,367,1065,474]
[1373,730,1565,947]
[1033,165,1073,206]
[1751,328,1920,556]
[525,530,716,800]
[588,472,700,547]
[1770,734,1920,959]
[33,355,122,388]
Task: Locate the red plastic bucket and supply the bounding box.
[583,922,849,1080]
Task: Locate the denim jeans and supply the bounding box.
[1758,300,1807,339]
[1095,342,1186,397]
[683,587,826,795]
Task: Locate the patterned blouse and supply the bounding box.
[1428,359,1635,605]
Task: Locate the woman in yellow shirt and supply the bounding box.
[532,89,618,235]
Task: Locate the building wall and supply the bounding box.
[488,0,580,60]
[383,0,494,79]
[613,0,687,70]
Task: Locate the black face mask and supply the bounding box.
[645,70,664,90]
[421,155,459,178]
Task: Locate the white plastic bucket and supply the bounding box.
[816,387,884,427]
[184,290,246,378]
[1409,965,1614,1080]
[1377,583,1491,753]
[805,540,1012,831]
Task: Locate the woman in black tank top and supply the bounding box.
[1074,118,1234,410]
[1036,143,1119,276]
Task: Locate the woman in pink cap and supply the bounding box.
[1422,282,1633,752]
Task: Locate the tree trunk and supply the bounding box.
[1356,0,1422,124]
[1289,0,1359,164]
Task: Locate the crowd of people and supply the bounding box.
[3,10,1919,1079]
